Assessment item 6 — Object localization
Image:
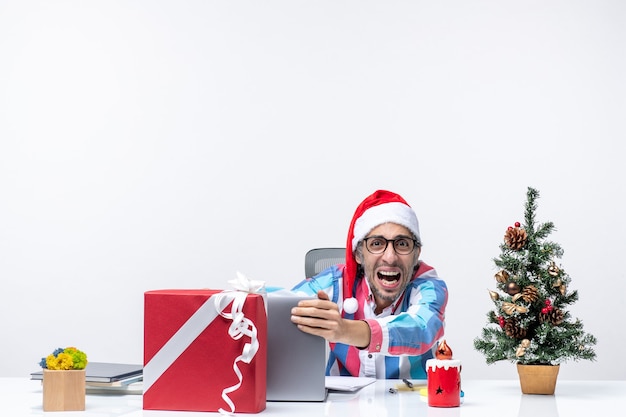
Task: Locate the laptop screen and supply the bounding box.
[266,294,327,402]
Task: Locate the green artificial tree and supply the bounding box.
[474,187,597,366]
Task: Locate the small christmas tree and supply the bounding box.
[474,187,597,365]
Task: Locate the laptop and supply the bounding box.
[266,294,327,402]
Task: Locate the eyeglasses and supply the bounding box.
[363,236,417,255]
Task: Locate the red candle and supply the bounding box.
[426,359,462,407]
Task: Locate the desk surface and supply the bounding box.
[1,378,623,417]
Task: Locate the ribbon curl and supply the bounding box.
[214,272,265,415]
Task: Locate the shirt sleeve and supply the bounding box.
[365,278,448,356]
[291,265,342,303]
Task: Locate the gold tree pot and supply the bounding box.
[516,364,560,395]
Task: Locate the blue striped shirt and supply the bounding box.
[292,262,448,379]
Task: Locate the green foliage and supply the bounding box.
[474,187,597,365]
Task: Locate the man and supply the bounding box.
[291,190,448,379]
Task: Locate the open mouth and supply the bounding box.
[376,270,402,289]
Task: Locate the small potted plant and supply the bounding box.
[39,346,88,411]
[474,187,597,394]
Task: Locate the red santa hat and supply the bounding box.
[343,190,421,305]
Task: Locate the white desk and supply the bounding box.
[2,378,624,417]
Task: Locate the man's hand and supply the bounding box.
[290,291,371,349]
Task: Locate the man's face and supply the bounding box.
[356,223,421,312]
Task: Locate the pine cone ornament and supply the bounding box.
[504,318,527,339]
[504,226,527,250]
[540,308,564,325]
[520,285,539,303]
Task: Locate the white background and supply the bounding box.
[1,1,624,380]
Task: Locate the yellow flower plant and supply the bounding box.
[39,347,88,370]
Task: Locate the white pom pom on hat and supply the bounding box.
[343,297,358,314]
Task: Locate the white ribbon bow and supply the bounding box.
[228,271,266,293]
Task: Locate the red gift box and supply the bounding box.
[143,289,267,413]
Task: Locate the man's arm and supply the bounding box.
[290,291,372,349]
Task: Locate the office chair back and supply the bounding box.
[305,248,345,278]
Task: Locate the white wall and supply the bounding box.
[1,0,624,380]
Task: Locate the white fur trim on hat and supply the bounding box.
[351,202,420,251]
